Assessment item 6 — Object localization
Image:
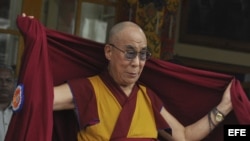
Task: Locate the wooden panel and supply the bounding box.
[175,56,250,96]
[22,0,43,19]
[176,56,250,74]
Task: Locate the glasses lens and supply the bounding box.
[125,50,137,60]
[139,51,147,60]
[125,51,151,60]
[140,51,151,60]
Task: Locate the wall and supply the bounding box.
[174,1,250,68]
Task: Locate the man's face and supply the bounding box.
[0,69,15,103]
[106,27,148,87]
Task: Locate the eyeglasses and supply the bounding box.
[108,44,151,61]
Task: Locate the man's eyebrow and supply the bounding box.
[125,45,147,50]
[125,45,135,49]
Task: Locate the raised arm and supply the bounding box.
[160,81,232,141]
[20,13,75,111]
[53,83,75,110]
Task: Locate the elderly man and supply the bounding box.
[0,65,15,141]
[51,20,232,140]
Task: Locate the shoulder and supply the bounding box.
[67,75,98,86]
[67,76,95,97]
[138,82,163,106]
[137,82,157,96]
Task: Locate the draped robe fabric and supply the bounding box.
[69,71,168,140]
[5,15,250,141]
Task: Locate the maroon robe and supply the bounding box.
[5,15,250,141]
[68,70,169,140]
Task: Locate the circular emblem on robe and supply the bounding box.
[12,84,24,112]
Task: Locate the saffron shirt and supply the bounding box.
[68,70,170,140]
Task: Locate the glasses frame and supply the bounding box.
[108,43,151,61]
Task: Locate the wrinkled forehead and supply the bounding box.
[117,28,147,45]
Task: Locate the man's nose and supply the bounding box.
[131,54,140,65]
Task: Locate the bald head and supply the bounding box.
[108,21,146,43]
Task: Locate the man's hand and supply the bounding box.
[217,80,233,116]
[22,13,34,19]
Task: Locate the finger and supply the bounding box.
[28,16,34,19]
[22,13,26,17]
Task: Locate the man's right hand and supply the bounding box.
[21,13,34,19]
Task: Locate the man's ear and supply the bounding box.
[104,44,112,60]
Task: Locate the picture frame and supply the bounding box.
[179,0,250,52]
